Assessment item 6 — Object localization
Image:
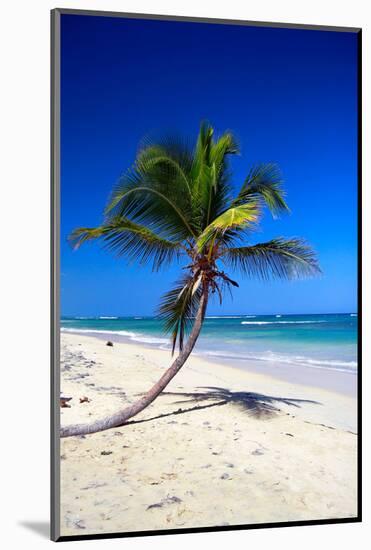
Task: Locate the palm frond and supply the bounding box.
[157,274,203,354]
[69,217,182,271]
[69,226,107,248]
[233,163,289,217]
[138,133,194,174]
[189,121,215,228]
[136,143,193,200]
[105,139,197,240]
[204,131,239,227]
[197,202,260,252]
[191,122,239,230]
[210,132,239,164]
[222,238,321,280]
[191,121,214,182]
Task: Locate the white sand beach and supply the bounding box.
[60,332,358,536]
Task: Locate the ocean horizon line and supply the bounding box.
[61,311,358,319]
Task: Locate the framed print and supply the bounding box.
[51,8,361,542]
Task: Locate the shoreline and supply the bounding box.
[61,328,357,398]
[59,332,357,536]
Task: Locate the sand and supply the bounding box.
[59,332,358,536]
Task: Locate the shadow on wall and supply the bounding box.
[18,521,49,539]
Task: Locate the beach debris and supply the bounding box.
[161,472,178,480]
[285,433,294,437]
[100,450,113,456]
[73,520,86,530]
[225,462,235,468]
[146,496,182,510]
[69,373,89,380]
[106,341,114,347]
[220,473,231,480]
[60,395,72,408]
[252,448,264,456]
[81,482,108,490]
[79,396,90,404]
[95,385,124,394]
[65,513,86,530]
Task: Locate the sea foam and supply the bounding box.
[241,320,327,325]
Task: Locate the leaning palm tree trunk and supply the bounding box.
[60,290,208,438]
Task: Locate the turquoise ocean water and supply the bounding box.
[61,313,358,375]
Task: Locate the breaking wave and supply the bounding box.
[241,320,327,325]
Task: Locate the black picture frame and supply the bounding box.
[51,8,362,542]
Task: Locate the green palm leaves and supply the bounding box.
[70,216,182,270]
[196,203,259,252]
[157,274,203,354]
[223,238,320,280]
[232,163,289,217]
[69,121,321,353]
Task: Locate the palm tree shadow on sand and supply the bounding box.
[125,387,321,425]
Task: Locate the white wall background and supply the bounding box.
[1,0,369,548]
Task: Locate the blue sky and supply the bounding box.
[60,14,358,316]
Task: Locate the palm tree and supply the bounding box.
[60,122,320,438]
